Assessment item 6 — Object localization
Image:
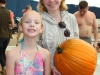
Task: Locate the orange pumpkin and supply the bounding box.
[54,39,97,75]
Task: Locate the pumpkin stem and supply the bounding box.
[57,46,63,54]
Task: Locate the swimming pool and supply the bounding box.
[97,53,100,65]
[93,53,100,75]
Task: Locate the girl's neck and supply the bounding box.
[22,37,37,50]
[48,10,62,23]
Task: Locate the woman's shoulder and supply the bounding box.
[62,11,75,18]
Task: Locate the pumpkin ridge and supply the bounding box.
[62,52,96,70]
[60,55,80,75]
[73,45,96,54]
[61,53,95,75]
[62,51,97,66]
[66,45,96,54]
[64,46,97,60]
[57,46,97,69]
[60,54,90,75]
[54,55,69,75]
[62,40,92,48]
[63,48,97,63]
[63,41,95,50]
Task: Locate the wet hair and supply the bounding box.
[79,1,88,9]
[0,0,6,4]
[37,0,68,13]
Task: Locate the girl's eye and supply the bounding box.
[25,21,30,23]
[35,21,39,24]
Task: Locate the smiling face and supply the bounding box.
[20,11,43,38]
[42,0,62,12]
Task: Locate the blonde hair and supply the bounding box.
[37,0,68,13]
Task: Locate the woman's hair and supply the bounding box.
[37,0,68,13]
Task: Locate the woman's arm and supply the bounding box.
[6,50,16,75]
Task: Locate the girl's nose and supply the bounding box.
[30,22,34,27]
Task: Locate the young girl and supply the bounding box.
[6,11,51,75]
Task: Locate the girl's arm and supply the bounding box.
[6,50,16,75]
[43,49,51,75]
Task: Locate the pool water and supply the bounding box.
[97,53,100,65]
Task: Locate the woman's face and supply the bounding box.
[43,0,62,12]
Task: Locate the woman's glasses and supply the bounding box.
[58,22,70,37]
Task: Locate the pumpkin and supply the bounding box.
[54,38,97,75]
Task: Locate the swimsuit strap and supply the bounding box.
[36,44,38,50]
[18,38,24,43]
[21,41,24,50]
[21,39,38,51]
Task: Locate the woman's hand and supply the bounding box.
[51,66,61,75]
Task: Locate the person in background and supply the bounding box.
[74,1,98,49]
[9,10,14,39]
[6,11,51,75]
[37,0,79,74]
[0,0,14,74]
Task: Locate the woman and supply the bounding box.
[37,0,79,75]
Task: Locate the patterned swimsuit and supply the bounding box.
[14,43,44,75]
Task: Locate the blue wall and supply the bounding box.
[6,0,32,19]
[6,1,100,19]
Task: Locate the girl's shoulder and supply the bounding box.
[38,45,51,60]
[6,46,21,60]
[38,45,50,54]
